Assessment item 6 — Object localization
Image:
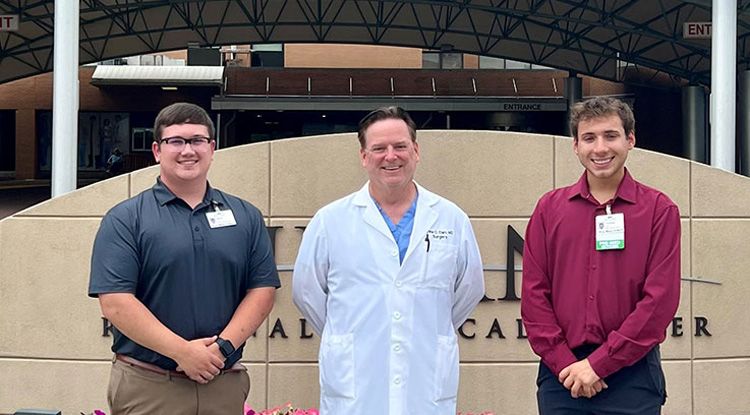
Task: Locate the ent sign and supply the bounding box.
[0,15,19,31]
[683,22,711,39]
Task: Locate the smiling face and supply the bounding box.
[360,118,420,194]
[574,113,635,187]
[152,123,215,189]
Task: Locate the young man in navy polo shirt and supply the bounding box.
[522,97,681,414]
[89,103,279,415]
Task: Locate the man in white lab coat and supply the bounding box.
[292,106,485,415]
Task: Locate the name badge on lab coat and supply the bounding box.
[595,212,624,250]
[206,209,237,228]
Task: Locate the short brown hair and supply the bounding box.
[153,102,215,142]
[569,97,635,140]
[357,106,417,149]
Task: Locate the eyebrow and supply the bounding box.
[581,129,621,135]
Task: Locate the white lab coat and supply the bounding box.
[292,182,485,415]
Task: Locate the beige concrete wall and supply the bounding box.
[1,131,748,415]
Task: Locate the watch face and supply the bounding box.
[218,339,234,357]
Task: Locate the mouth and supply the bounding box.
[591,157,614,166]
[382,166,401,171]
[178,160,198,166]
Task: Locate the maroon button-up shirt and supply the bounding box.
[521,169,681,379]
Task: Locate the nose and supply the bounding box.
[180,141,198,154]
[592,137,608,153]
[384,145,398,159]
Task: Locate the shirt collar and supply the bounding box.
[354,180,439,207]
[566,168,637,204]
[153,177,215,207]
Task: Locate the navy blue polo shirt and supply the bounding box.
[89,178,280,370]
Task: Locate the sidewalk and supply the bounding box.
[0,183,51,219]
[0,177,104,220]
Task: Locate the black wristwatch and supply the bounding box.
[216,337,235,358]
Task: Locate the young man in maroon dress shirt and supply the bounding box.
[522,97,681,414]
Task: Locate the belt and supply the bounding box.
[114,354,245,380]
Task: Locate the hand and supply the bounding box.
[558,359,608,398]
[174,336,225,384]
[579,379,609,398]
[207,341,226,362]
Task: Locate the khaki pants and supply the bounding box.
[108,358,250,415]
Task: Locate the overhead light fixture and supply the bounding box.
[161,86,178,91]
[321,114,327,118]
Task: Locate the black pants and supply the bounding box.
[536,345,667,415]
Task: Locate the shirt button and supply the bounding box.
[194,226,199,231]
[394,376,401,385]
[589,295,595,300]
[393,311,402,320]
[592,264,597,270]
[391,250,398,257]
[393,344,401,352]
[395,280,403,288]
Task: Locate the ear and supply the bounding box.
[413,141,420,163]
[360,147,367,167]
[151,141,161,163]
[627,131,636,150]
[573,137,579,155]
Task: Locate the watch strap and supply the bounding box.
[216,337,235,358]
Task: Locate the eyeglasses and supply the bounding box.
[159,136,212,151]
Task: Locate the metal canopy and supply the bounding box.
[90,65,224,86]
[0,1,747,87]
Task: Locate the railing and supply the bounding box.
[224,68,570,98]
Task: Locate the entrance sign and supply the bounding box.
[684,22,711,39]
[0,15,19,31]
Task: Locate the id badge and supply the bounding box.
[206,209,237,228]
[595,212,624,250]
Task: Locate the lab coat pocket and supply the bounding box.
[434,334,459,402]
[419,243,458,290]
[319,333,356,399]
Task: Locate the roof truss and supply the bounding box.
[0,0,746,87]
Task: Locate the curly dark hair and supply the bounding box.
[569,97,634,140]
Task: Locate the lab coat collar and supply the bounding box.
[353,181,440,264]
[352,181,440,208]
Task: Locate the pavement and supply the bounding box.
[0,176,106,220]
[0,180,51,219]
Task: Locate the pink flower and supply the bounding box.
[94,411,106,415]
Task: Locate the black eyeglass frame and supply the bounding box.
[158,136,213,146]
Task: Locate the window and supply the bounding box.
[422,51,463,69]
[422,52,440,68]
[251,44,284,67]
[531,63,554,70]
[441,52,463,69]
[505,59,531,70]
[132,128,154,152]
[479,56,505,69]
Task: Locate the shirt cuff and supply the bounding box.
[586,346,620,379]
[544,346,579,376]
